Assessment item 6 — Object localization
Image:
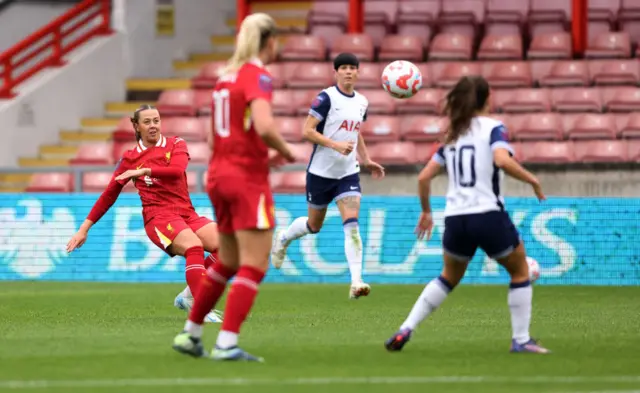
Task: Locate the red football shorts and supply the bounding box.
[208,178,276,234]
[145,212,213,256]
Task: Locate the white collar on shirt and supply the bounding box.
[136,135,166,152]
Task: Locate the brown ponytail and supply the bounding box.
[130,104,157,141]
[443,76,490,144]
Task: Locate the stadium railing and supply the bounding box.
[0,0,112,98]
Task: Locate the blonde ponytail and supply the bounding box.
[219,13,277,77]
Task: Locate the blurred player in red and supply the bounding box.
[66,105,223,323]
[172,13,298,362]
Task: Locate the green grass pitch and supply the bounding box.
[0,282,639,393]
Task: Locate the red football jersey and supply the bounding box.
[117,135,196,222]
[208,59,273,184]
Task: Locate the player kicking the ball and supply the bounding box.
[66,105,223,323]
[384,76,551,354]
[270,53,385,299]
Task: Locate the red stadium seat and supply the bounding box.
[396,88,445,114]
[191,61,225,89]
[602,87,640,112]
[520,141,575,163]
[588,0,619,40]
[292,90,318,116]
[483,61,532,88]
[265,63,285,88]
[198,117,212,140]
[358,89,397,114]
[400,115,447,142]
[486,0,529,35]
[616,113,640,138]
[162,117,206,141]
[364,0,397,47]
[414,142,441,163]
[428,33,473,60]
[574,140,628,162]
[288,143,314,164]
[280,35,327,61]
[378,35,424,62]
[112,116,136,142]
[429,62,482,89]
[492,88,551,113]
[628,139,640,161]
[26,173,72,192]
[589,60,640,85]
[156,89,196,117]
[368,142,417,164]
[287,62,333,89]
[563,113,617,140]
[274,116,303,142]
[81,172,112,192]
[551,88,603,112]
[527,32,573,60]
[70,143,113,165]
[396,0,439,48]
[193,89,213,116]
[477,34,523,60]
[357,62,382,89]
[187,142,210,164]
[619,0,640,48]
[361,115,400,142]
[537,60,590,87]
[509,113,564,141]
[272,90,296,116]
[439,0,486,38]
[330,34,375,62]
[307,1,349,47]
[528,0,571,37]
[270,171,307,193]
[112,141,134,162]
[585,32,632,59]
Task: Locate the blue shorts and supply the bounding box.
[306,172,361,209]
[442,211,520,261]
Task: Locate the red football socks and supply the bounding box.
[204,250,218,269]
[188,262,237,324]
[220,265,265,334]
[184,246,206,296]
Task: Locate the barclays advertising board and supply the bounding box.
[0,193,638,285]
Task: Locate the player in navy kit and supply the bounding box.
[270,53,385,299]
[384,75,551,354]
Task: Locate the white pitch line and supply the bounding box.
[0,376,639,389]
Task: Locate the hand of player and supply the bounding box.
[269,150,288,168]
[66,230,88,253]
[115,168,148,182]
[333,141,355,156]
[363,159,385,179]
[531,178,546,201]
[415,212,434,241]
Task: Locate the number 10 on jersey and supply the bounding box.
[447,146,476,187]
[213,89,230,138]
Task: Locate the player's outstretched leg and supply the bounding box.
[385,275,454,351]
[271,217,317,268]
[496,244,550,354]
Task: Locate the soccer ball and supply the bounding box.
[381,60,423,99]
[526,257,541,283]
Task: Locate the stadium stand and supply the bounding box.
[4,0,640,193]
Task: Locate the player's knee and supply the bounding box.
[306,219,323,233]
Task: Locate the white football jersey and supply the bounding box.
[306,85,369,179]
[432,116,514,217]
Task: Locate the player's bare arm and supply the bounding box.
[251,98,296,162]
[356,132,384,179]
[493,148,545,201]
[415,159,441,240]
[302,115,354,156]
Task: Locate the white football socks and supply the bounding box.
[282,216,312,244]
[400,277,452,331]
[508,281,532,344]
[343,219,363,284]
